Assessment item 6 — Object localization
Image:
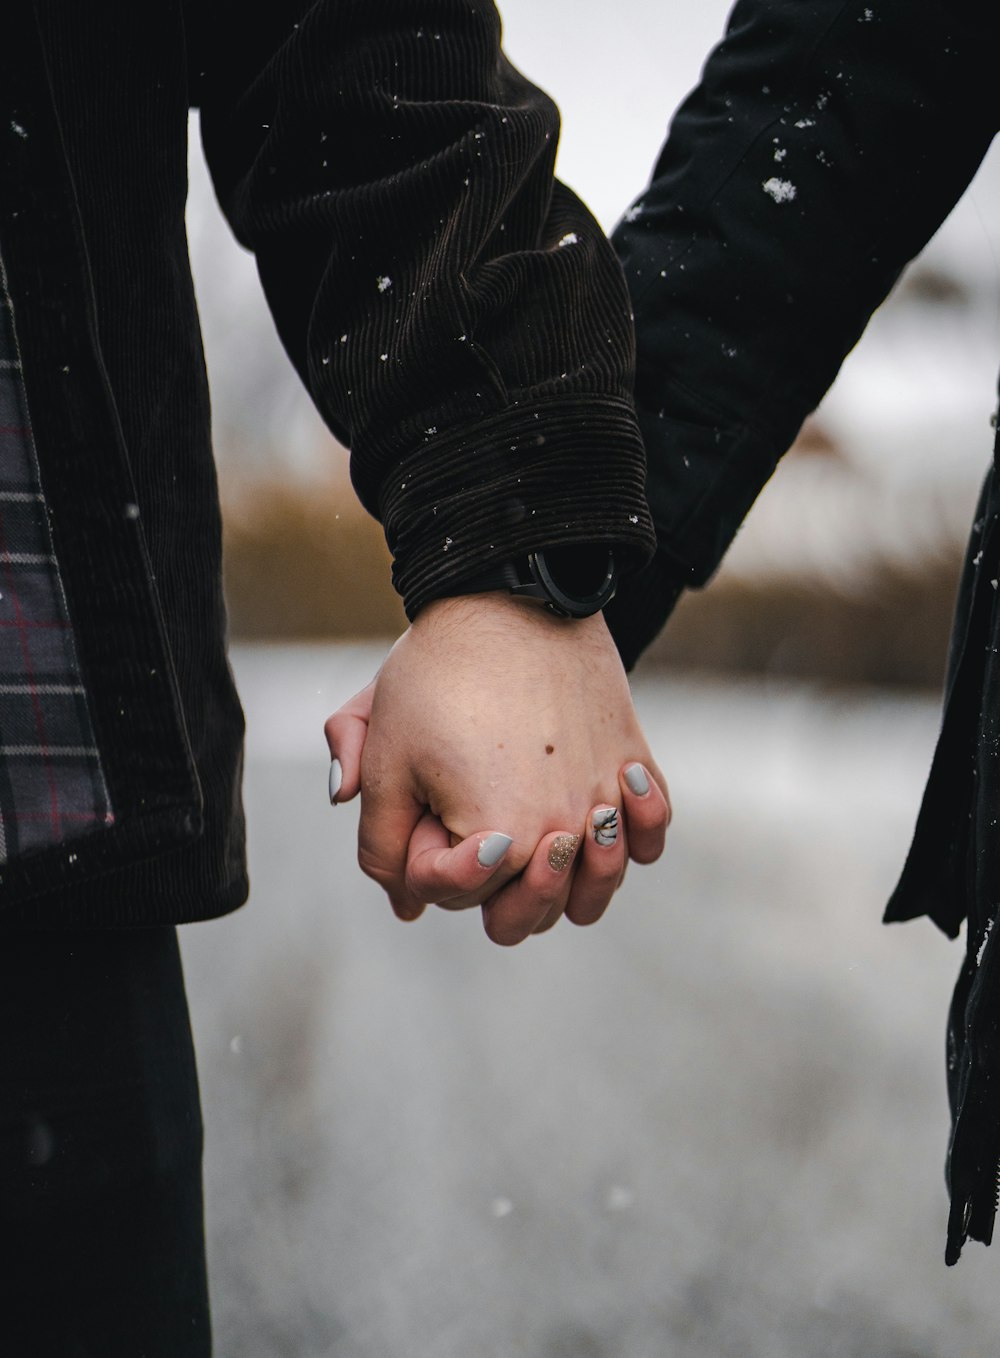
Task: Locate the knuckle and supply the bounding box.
[589,848,624,883]
[589,880,617,911]
[630,834,665,865]
[502,847,533,878]
[436,894,479,912]
[357,845,393,887]
[484,915,529,947]
[566,896,608,928]
[631,797,664,828]
[403,866,427,898]
[404,850,438,893]
[483,888,545,944]
[533,882,567,918]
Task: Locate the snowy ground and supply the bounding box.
[181,643,1000,1358]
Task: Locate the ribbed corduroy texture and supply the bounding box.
[196,0,654,616]
[380,396,649,615]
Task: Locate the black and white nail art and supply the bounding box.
[593,807,619,847]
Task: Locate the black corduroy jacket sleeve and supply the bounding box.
[186,0,654,618]
[606,0,1000,669]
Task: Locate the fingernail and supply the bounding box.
[624,763,650,797]
[548,834,580,872]
[328,758,342,804]
[592,807,619,847]
[478,832,513,868]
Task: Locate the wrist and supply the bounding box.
[422,544,618,619]
[412,590,600,635]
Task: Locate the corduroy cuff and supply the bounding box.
[380,394,655,619]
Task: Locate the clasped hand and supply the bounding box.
[324,594,670,945]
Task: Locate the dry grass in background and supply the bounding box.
[221,476,963,691]
[639,548,962,690]
[222,475,406,642]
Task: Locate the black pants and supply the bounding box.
[0,926,211,1356]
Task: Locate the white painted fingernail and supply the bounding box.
[478,833,513,868]
[593,807,619,847]
[328,758,342,804]
[624,764,650,797]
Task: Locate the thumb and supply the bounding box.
[324,680,375,804]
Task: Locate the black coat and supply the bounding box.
[610,0,1000,1264]
[0,1,654,924]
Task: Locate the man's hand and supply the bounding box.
[324,593,669,945]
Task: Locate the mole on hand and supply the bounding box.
[545,744,555,755]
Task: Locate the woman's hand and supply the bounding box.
[324,593,670,945]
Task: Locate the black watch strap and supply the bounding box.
[446,545,617,618]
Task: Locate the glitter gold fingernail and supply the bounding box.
[548,834,580,872]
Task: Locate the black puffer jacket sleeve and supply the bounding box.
[607,0,1000,669]
[185,0,654,618]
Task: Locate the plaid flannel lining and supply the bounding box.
[0,259,113,866]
